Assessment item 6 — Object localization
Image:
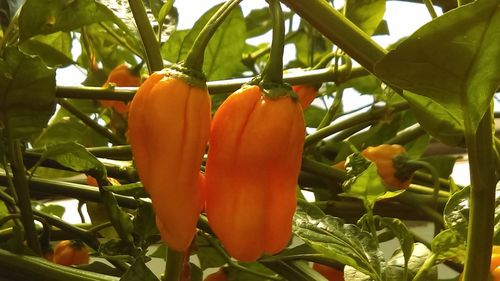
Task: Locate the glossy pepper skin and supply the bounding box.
[128,68,210,251]
[361,144,411,189]
[52,240,89,266]
[292,84,318,109]
[205,84,305,261]
[313,263,344,281]
[101,64,142,115]
[459,246,500,281]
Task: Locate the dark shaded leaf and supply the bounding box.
[384,243,437,281]
[19,32,74,67]
[0,47,56,140]
[120,254,159,281]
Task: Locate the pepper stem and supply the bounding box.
[183,0,243,72]
[260,0,286,86]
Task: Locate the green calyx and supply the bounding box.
[259,80,298,100]
[166,63,207,89]
[393,154,416,182]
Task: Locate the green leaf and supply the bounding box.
[162,3,246,80]
[132,204,159,244]
[99,239,136,260]
[19,32,74,67]
[402,91,464,146]
[244,7,272,38]
[293,211,384,280]
[227,263,277,281]
[148,244,166,259]
[345,0,386,36]
[18,0,118,41]
[304,106,327,128]
[195,235,226,270]
[431,229,466,263]
[297,198,325,220]
[374,216,414,270]
[420,155,458,179]
[36,142,106,178]
[374,0,500,132]
[443,186,470,240]
[120,254,159,281]
[33,202,65,218]
[0,47,56,140]
[384,242,437,281]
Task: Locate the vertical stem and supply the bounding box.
[261,0,285,85]
[364,202,379,248]
[6,139,42,255]
[163,248,184,281]
[183,0,243,72]
[462,107,496,281]
[127,0,163,72]
[423,0,438,18]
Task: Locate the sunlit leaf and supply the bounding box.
[345,0,386,36]
[375,0,500,132]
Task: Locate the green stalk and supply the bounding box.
[316,88,344,129]
[127,0,163,72]
[163,248,183,281]
[462,108,496,281]
[412,253,437,281]
[260,0,286,86]
[6,139,41,255]
[423,0,439,18]
[183,0,243,72]
[305,102,409,146]
[386,124,426,145]
[280,0,386,73]
[0,248,119,281]
[58,99,126,145]
[54,66,367,99]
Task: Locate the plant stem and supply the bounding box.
[127,0,163,72]
[261,0,285,85]
[412,253,437,281]
[386,124,427,145]
[316,88,344,129]
[163,248,183,281]
[280,0,386,73]
[462,108,496,281]
[55,66,367,99]
[0,248,120,281]
[58,99,126,145]
[305,102,409,146]
[183,0,243,72]
[6,139,42,255]
[423,0,439,18]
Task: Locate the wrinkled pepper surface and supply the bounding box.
[128,67,210,251]
[292,84,318,109]
[361,144,411,189]
[205,84,305,261]
[101,64,142,115]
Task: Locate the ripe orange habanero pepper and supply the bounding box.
[101,64,142,115]
[52,240,89,266]
[128,66,210,251]
[292,84,318,109]
[205,84,305,261]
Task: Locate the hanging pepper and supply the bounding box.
[52,240,89,266]
[127,66,210,252]
[292,84,318,109]
[460,246,500,281]
[101,64,142,115]
[205,84,305,261]
[361,144,412,189]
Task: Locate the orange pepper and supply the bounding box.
[128,67,210,251]
[313,263,344,280]
[361,144,411,189]
[292,84,318,109]
[205,84,305,261]
[101,64,142,115]
[203,268,228,281]
[52,240,89,266]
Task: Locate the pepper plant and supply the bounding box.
[0,0,499,281]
